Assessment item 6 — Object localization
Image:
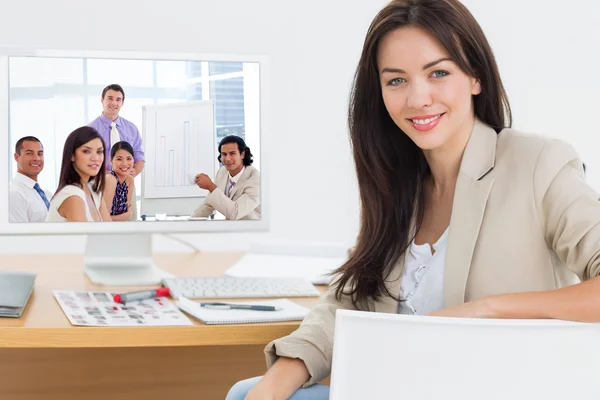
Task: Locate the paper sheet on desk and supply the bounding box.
[53,290,193,327]
[224,254,345,284]
[176,297,310,325]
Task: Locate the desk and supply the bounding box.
[0,253,325,400]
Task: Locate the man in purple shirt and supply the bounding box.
[88,84,144,220]
[87,84,145,176]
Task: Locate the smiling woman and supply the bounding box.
[227,0,600,398]
[103,141,135,221]
[46,126,112,222]
[378,25,483,151]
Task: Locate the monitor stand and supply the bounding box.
[83,233,172,286]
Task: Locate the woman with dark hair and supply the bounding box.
[228,0,600,399]
[102,141,135,221]
[46,126,111,222]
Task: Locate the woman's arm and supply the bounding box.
[430,276,600,322]
[58,196,88,222]
[99,200,112,222]
[244,357,310,400]
[497,278,600,321]
[126,176,134,211]
[109,211,130,221]
[102,174,116,214]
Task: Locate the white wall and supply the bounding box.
[1,0,598,254]
[463,0,600,185]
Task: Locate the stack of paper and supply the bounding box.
[224,241,350,284]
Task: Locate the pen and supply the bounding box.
[113,288,170,304]
[200,302,282,312]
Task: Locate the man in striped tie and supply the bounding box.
[9,136,52,222]
[192,135,261,220]
[88,84,145,220]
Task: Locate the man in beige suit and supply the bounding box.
[192,135,260,220]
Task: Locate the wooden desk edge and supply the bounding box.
[0,323,300,348]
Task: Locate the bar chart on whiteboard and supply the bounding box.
[142,101,216,199]
[155,120,199,187]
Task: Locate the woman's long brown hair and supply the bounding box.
[334,0,512,308]
[55,126,106,198]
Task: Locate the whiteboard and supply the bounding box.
[141,101,216,216]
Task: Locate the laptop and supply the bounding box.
[0,271,36,317]
[330,309,600,400]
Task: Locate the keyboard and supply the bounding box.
[162,276,321,299]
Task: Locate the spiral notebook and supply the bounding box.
[176,297,310,325]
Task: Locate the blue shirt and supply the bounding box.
[88,114,145,171]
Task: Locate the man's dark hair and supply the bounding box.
[15,136,42,155]
[217,135,253,166]
[101,84,125,101]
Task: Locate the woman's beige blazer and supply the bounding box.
[265,119,600,386]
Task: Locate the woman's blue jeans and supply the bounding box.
[225,376,330,400]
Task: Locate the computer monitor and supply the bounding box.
[0,50,270,286]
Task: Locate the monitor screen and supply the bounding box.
[0,51,269,236]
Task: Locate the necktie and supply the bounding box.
[227,179,236,198]
[110,121,120,148]
[33,183,50,209]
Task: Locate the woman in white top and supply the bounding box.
[46,126,112,222]
[228,0,600,399]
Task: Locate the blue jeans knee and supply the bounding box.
[225,376,330,400]
[226,376,262,400]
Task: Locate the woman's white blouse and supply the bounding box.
[398,228,449,315]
